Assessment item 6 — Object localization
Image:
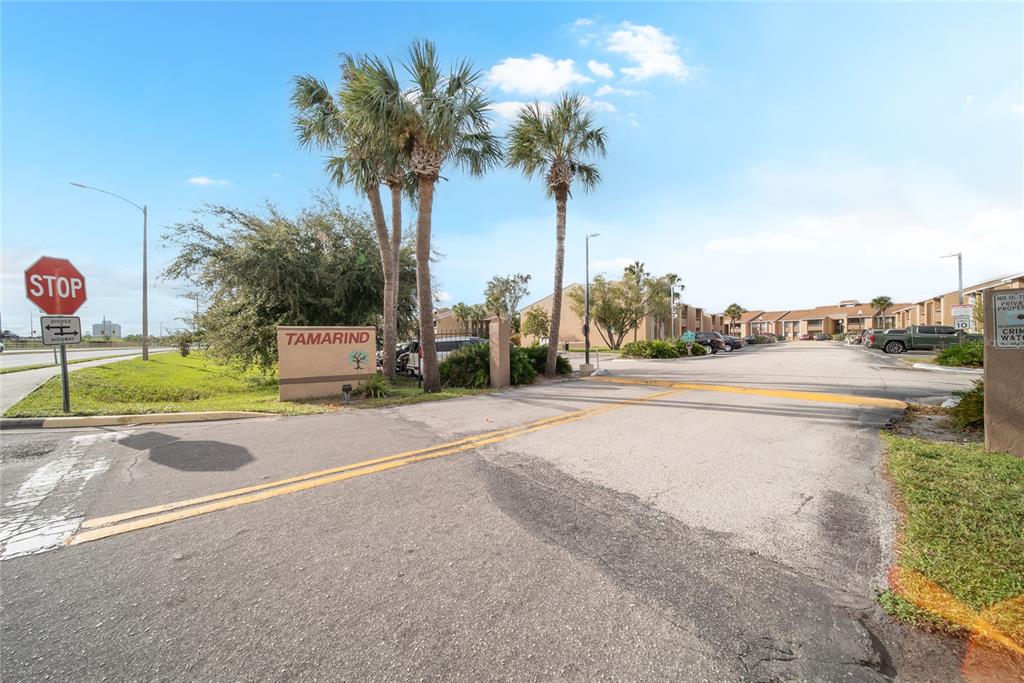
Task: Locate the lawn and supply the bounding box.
[880,433,1024,643]
[4,352,489,417]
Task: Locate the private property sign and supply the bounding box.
[276,326,376,400]
[992,291,1024,349]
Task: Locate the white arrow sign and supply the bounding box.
[41,316,82,346]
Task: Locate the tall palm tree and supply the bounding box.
[291,58,408,379]
[870,295,893,329]
[343,40,501,392]
[724,303,746,336]
[507,94,607,375]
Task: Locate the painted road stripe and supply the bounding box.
[70,388,683,545]
[585,376,908,409]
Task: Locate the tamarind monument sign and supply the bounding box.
[276,326,376,400]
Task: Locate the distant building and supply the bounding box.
[92,320,122,338]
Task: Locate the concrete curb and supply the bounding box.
[0,411,273,430]
[911,363,983,375]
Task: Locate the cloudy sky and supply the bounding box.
[3,2,1021,335]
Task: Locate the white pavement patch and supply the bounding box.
[0,431,128,560]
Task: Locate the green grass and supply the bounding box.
[4,352,493,417]
[0,352,141,374]
[882,433,1024,638]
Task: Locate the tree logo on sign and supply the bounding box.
[348,350,369,370]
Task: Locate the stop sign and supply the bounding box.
[24,256,88,315]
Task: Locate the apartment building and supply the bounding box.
[520,285,725,348]
[890,273,1024,331]
[725,272,1024,339]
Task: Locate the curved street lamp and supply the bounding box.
[70,182,149,360]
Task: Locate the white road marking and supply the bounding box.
[0,431,128,559]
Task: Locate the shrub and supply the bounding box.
[935,340,984,368]
[949,380,984,430]
[439,343,491,388]
[832,333,846,342]
[754,335,773,344]
[439,342,546,388]
[672,339,707,356]
[360,373,393,398]
[509,347,538,385]
[521,345,571,375]
[621,340,680,359]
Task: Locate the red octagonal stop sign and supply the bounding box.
[24,256,87,315]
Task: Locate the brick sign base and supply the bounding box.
[277,326,376,401]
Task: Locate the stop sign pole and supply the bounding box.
[24,256,88,413]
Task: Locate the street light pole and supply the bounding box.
[71,182,149,360]
[940,252,963,304]
[584,233,600,367]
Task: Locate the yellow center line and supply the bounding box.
[70,387,683,545]
[585,376,908,409]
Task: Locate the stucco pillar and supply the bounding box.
[983,290,1024,457]
[489,319,510,388]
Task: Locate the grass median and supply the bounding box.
[880,433,1024,644]
[4,352,486,417]
[0,352,141,375]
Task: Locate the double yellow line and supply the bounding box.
[71,387,683,546]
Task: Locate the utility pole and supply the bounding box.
[584,233,600,367]
[71,182,149,360]
[941,252,964,339]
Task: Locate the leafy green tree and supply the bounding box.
[484,273,531,328]
[520,307,551,341]
[507,93,607,375]
[451,302,488,322]
[724,303,746,335]
[567,263,675,349]
[291,57,409,379]
[163,196,416,370]
[870,295,893,328]
[343,40,501,392]
[972,297,984,330]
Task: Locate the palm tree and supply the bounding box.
[724,303,746,336]
[343,40,501,392]
[507,93,607,375]
[291,58,408,379]
[870,295,893,329]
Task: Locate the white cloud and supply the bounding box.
[583,97,617,113]
[436,291,452,303]
[965,94,975,105]
[587,60,613,78]
[594,84,644,97]
[607,23,689,81]
[489,100,554,122]
[487,54,593,95]
[271,172,283,179]
[573,18,594,28]
[1012,103,1023,114]
[187,176,230,186]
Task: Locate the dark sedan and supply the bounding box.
[694,331,727,354]
[722,335,745,351]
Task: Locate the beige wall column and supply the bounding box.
[489,319,510,389]
[983,290,1024,457]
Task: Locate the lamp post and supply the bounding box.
[939,252,964,305]
[584,232,600,367]
[71,182,149,360]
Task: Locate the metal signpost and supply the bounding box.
[41,316,82,412]
[24,256,88,413]
[951,304,973,332]
[682,330,696,355]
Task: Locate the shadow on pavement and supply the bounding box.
[121,431,254,472]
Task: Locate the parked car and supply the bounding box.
[868,325,980,354]
[722,335,745,351]
[694,331,726,354]
[798,333,814,340]
[399,336,487,376]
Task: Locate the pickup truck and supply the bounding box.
[868,325,981,354]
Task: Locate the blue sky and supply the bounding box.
[3,2,1022,336]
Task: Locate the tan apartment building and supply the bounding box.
[725,271,1024,340]
[890,273,1024,332]
[520,284,725,348]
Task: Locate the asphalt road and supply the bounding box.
[0,347,164,369]
[0,343,977,680]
